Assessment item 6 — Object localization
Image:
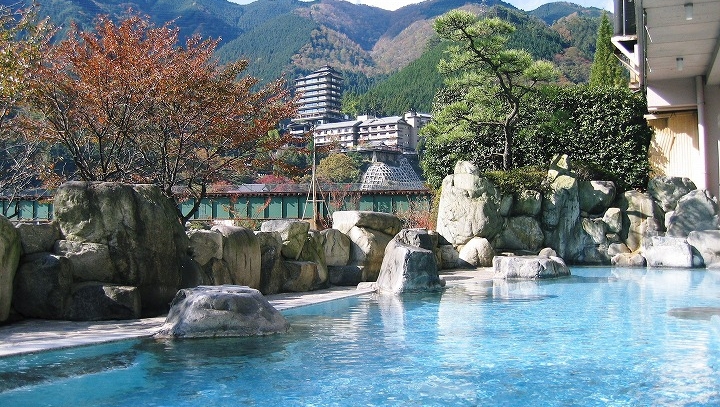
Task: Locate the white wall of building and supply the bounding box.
[647,78,698,111]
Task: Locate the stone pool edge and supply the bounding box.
[0,268,493,358]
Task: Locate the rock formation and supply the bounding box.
[332,211,402,282]
[0,215,21,322]
[374,229,445,294]
[433,158,720,269]
[493,255,571,279]
[154,285,288,339]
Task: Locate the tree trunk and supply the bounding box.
[503,126,512,171]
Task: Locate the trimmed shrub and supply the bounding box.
[485,166,550,195]
[420,84,653,192]
[517,85,652,191]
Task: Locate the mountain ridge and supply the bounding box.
[1,0,604,113]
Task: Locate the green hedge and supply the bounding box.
[516,85,652,191]
[420,84,653,192]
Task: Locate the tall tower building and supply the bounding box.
[290,66,344,135]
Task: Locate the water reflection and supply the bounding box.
[377,294,406,343]
[2,267,720,406]
[0,344,138,392]
[668,307,720,320]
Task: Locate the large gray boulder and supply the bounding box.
[184,229,224,286]
[619,190,664,252]
[12,253,72,319]
[255,231,286,295]
[375,238,445,294]
[260,220,310,259]
[571,218,610,265]
[578,181,616,215]
[458,237,495,267]
[439,245,460,269]
[54,240,116,283]
[154,286,288,339]
[332,211,403,237]
[15,222,61,255]
[52,182,189,316]
[345,226,394,281]
[666,190,719,237]
[511,190,542,217]
[603,207,623,234]
[211,224,262,289]
[648,176,697,212]
[493,255,570,279]
[282,261,321,292]
[394,228,442,270]
[296,230,328,289]
[332,211,401,282]
[320,228,351,267]
[493,216,544,252]
[64,283,141,321]
[436,161,504,246]
[644,236,694,268]
[328,265,364,286]
[187,229,223,268]
[394,228,438,251]
[0,216,21,322]
[687,230,720,267]
[542,171,581,259]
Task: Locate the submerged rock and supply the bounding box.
[611,252,647,267]
[154,285,288,339]
[644,236,694,268]
[687,230,720,267]
[492,255,570,279]
[375,238,445,294]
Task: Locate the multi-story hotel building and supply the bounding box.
[289,66,432,152]
[290,66,344,135]
[313,111,432,152]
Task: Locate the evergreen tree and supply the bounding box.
[425,10,559,171]
[589,13,625,87]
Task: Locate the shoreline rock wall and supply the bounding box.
[3,185,404,322]
[4,164,720,323]
[436,158,720,269]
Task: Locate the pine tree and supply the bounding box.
[426,10,559,171]
[589,13,626,87]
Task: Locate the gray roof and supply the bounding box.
[315,120,362,130]
[359,116,406,126]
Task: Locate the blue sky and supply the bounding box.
[227,0,613,12]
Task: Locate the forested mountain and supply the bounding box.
[2,0,605,113]
[530,1,605,24]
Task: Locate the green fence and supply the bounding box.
[3,191,432,222]
[179,193,431,221]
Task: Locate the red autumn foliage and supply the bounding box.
[29,14,296,222]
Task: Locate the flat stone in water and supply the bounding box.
[668,307,720,320]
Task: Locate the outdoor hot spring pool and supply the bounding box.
[1,267,720,406]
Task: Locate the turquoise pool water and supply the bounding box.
[1,267,720,406]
